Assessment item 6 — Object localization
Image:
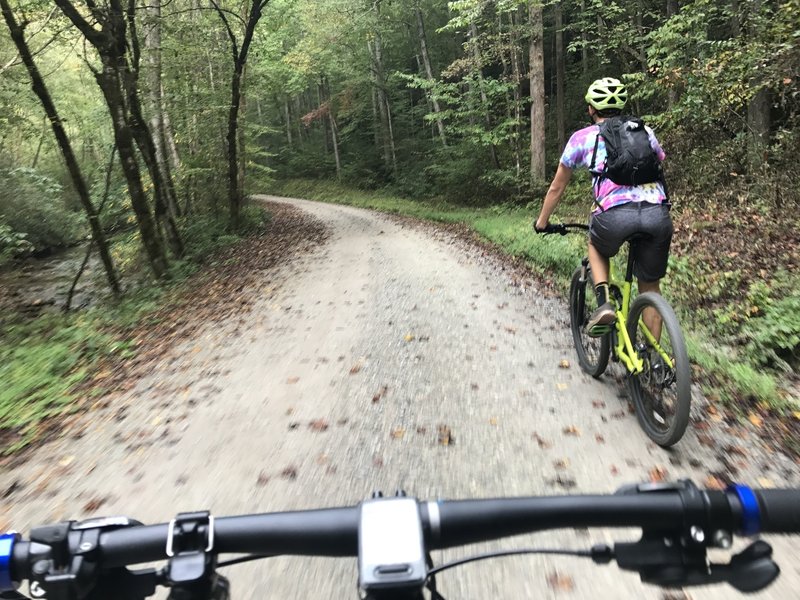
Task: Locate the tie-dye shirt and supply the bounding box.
[560,122,667,213]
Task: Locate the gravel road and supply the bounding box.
[1,196,797,599]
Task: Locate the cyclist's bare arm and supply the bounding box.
[536,163,572,230]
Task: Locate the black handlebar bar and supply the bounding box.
[534,222,590,235]
[3,481,799,599]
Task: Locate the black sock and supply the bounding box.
[595,282,609,307]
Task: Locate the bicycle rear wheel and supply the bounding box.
[626,292,691,447]
[569,265,610,378]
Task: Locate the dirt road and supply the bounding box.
[2,196,797,599]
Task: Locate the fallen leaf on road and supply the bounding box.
[438,425,453,446]
[391,427,406,439]
[404,334,416,342]
[533,433,552,449]
[554,458,570,470]
[757,477,775,489]
[610,465,620,476]
[556,383,568,391]
[559,359,570,369]
[704,475,725,490]
[285,407,294,415]
[697,433,714,447]
[595,434,606,444]
[349,363,363,374]
[562,425,581,436]
[286,376,300,384]
[725,444,747,457]
[489,417,498,426]
[504,326,517,334]
[416,425,428,434]
[611,410,626,419]
[309,419,329,432]
[546,572,575,592]
[547,571,575,592]
[748,413,763,428]
[316,454,329,465]
[592,400,606,409]
[372,385,389,403]
[649,466,668,482]
[281,466,298,480]
[256,472,270,486]
[547,474,577,489]
[83,497,107,513]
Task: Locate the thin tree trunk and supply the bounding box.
[98,67,169,278]
[580,0,589,77]
[469,21,500,169]
[65,146,118,311]
[555,1,566,150]
[510,9,523,177]
[666,0,679,106]
[369,27,397,174]
[1,0,122,293]
[415,5,447,147]
[529,1,546,182]
[283,96,293,146]
[210,0,268,231]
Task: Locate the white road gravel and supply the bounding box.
[1,196,797,599]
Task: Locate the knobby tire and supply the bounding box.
[626,292,691,447]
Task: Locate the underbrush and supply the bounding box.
[272,179,799,417]
[0,203,268,454]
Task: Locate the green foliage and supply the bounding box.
[0,168,84,253]
[0,223,33,265]
[0,315,113,453]
[745,289,800,373]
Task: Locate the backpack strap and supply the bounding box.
[589,126,605,212]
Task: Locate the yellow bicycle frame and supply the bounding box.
[607,260,674,374]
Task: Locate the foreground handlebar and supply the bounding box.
[7,483,799,583]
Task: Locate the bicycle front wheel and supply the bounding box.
[569,265,610,378]
[626,292,691,447]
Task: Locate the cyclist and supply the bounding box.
[534,77,672,338]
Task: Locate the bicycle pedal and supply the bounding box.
[588,325,612,337]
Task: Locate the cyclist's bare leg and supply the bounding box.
[638,279,663,341]
[588,242,609,286]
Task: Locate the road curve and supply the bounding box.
[1,196,797,599]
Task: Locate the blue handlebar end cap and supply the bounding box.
[729,484,761,537]
[0,532,18,592]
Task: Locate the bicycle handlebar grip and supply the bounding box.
[755,489,800,533]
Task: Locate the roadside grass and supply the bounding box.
[272,179,798,417]
[0,205,267,455]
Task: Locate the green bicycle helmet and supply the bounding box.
[585,77,628,111]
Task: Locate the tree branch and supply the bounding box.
[53,0,105,47]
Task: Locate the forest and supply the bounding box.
[0,0,798,453]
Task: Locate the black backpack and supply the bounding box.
[589,116,662,187]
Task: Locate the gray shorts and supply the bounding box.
[589,202,673,283]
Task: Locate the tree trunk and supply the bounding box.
[369,28,397,174]
[555,1,566,151]
[469,21,500,169]
[415,5,446,147]
[509,9,523,177]
[210,0,268,231]
[283,96,293,146]
[1,0,122,294]
[529,2,546,182]
[580,0,589,77]
[666,0,680,106]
